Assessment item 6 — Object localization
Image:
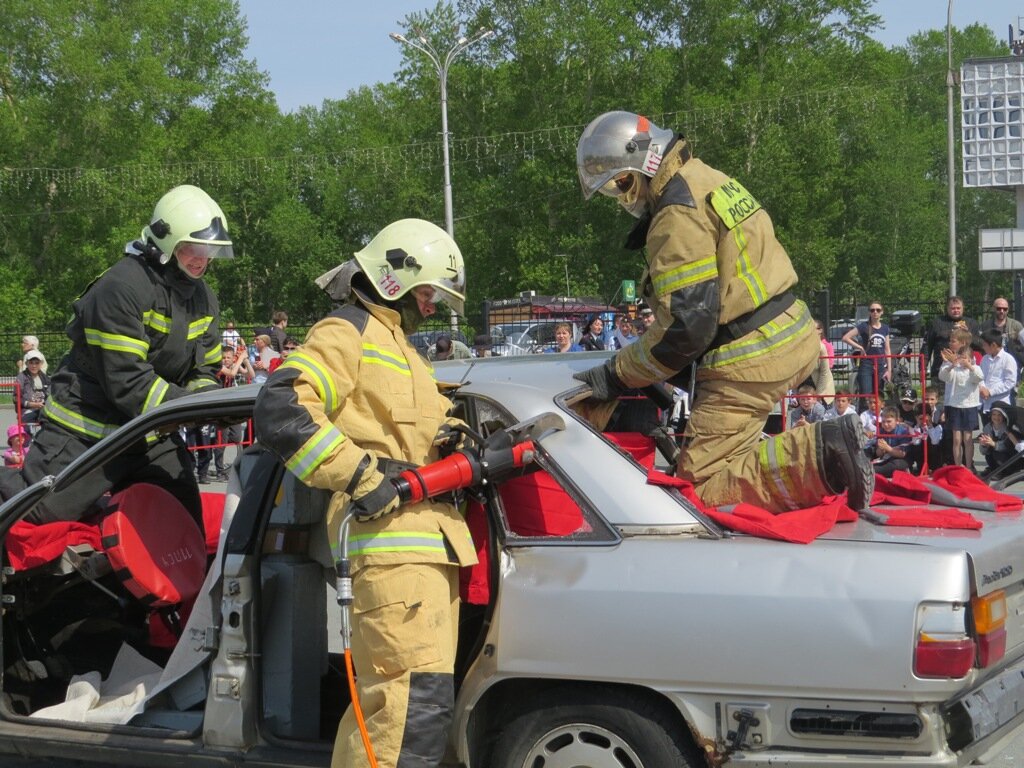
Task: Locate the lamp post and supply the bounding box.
[389,27,494,239]
[946,0,958,296]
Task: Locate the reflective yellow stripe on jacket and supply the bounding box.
[281,352,339,413]
[143,310,172,334]
[702,302,813,370]
[346,531,449,558]
[286,423,347,481]
[188,316,214,340]
[362,343,411,376]
[142,378,169,413]
[42,399,118,441]
[84,328,149,359]
[652,255,718,295]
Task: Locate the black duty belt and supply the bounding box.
[709,291,796,350]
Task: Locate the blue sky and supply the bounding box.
[238,1,1024,113]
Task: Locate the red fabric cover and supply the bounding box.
[872,472,932,505]
[929,466,1024,512]
[867,508,983,529]
[200,492,226,555]
[498,471,588,537]
[5,520,104,571]
[459,499,490,606]
[605,432,655,470]
[101,483,206,606]
[645,467,983,541]
[459,470,590,605]
[702,500,855,544]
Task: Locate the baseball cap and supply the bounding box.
[23,350,44,363]
[900,387,916,402]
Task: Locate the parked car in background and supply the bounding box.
[489,320,580,355]
[1,355,1024,766]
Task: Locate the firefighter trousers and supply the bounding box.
[333,561,459,768]
[681,310,829,512]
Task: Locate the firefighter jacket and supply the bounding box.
[42,245,222,442]
[253,295,477,570]
[615,138,810,387]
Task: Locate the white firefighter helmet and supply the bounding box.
[576,111,675,200]
[353,219,466,314]
[142,185,234,265]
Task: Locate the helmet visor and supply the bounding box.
[182,216,234,258]
[596,171,638,198]
[175,241,235,260]
[431,276,466,316]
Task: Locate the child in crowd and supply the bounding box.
[896,387,920,427]
[873,406,913,478]
[4,425,27,469]
[979,403,1023,477]
[823,389,856,420]
[938,328,983,468]
[923,385,947,469]
[860,394,883,457]
[788,383,826,429]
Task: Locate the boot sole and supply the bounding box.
[839,414,874,510]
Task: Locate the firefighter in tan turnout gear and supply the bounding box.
[253,219,476,768]
[574,111,873,512]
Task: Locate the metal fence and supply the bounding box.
[4,288,1015,373]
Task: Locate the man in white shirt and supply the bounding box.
[222,320,243,348]
[980,327,1018,421]
[611,313,638,349]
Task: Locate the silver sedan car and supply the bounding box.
[0,351,1022,768]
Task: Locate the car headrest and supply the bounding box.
[101,483,206,607]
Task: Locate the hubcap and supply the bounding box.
[519,722,644,768]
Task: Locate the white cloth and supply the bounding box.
[31,643,163,724]
[980,348,1018,412]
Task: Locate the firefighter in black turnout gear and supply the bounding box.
[0,185,233,525]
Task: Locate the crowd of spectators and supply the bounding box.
[783,295,1024,481]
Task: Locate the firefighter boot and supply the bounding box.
[817,413,874,510]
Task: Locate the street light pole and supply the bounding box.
[389,27,493,332]
[947,0,958,297]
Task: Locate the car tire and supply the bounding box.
[489,685,701,768]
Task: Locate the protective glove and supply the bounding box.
[350,461,401,522]
[573,359,626,403]
[433,421,468,456]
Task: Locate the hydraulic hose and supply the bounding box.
[337,512,378,767]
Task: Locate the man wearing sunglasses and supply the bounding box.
[982,297,1024,374]
[574,110,873,512]
[924,296,981,393]
[0,184,231,526]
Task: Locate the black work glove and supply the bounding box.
[350,461,401,522]
[573,359,627,403]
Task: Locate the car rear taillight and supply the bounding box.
[971,590,1007,668]
[914,602,974,678]
[914,634,975,678]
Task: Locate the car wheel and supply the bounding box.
[490,686,700,768]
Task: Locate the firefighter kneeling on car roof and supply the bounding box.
[574,110,873,512]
